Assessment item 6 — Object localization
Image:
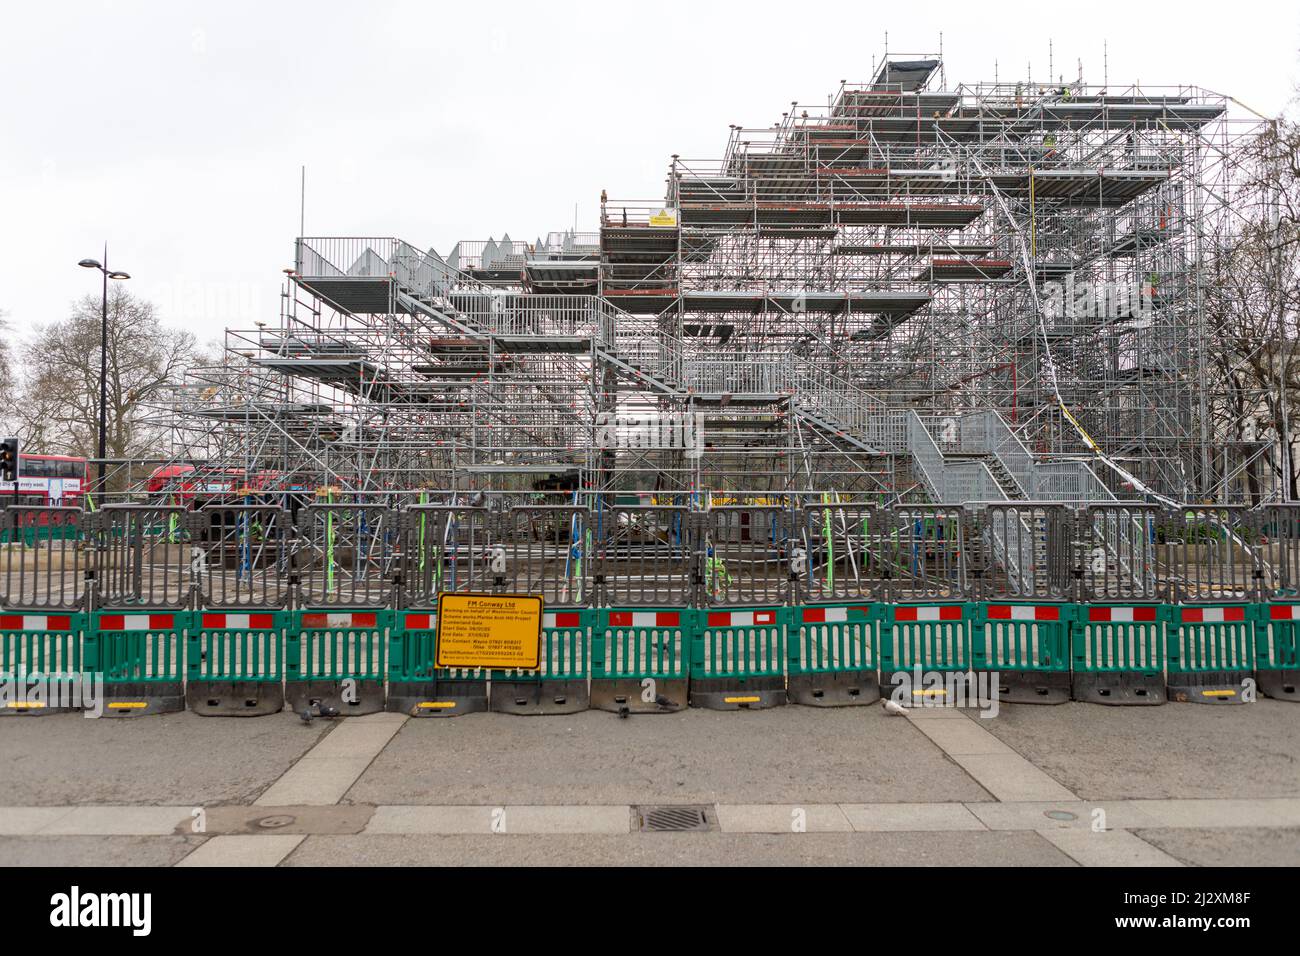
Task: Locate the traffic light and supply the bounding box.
[0,437,17,483]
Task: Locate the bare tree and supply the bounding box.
[16,288,202,489]
[0,310,14,418]
[1202,110,1300,503]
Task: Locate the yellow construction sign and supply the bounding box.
[648,208,677,227]
[435,593,543,669]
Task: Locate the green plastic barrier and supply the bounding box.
[1166,604,1254,704]
[973,602,1072,704]
[691,607,785,710]
[591,608,689,713]
[1254,603,1299,702]
[0,611,84,714]
[880,603,972,706]
[89,609,188,717]
[387,608,488,717]
[786,603,880,706]
[186,611,285,716]
[1070,603,1165,705]
[490,608,590,715]
[286,609,389,716]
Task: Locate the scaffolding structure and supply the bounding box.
[149,53,1267,505]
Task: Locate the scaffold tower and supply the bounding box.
[151,51,1266,506]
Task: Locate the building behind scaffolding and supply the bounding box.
[152,52,1266,505]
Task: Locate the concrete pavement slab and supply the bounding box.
[347,708,994,806]
[977,700,1300,801]
[0,711,330,806]
[282,830,1077,866]
[840,802,986,832]
[949,754,1078,802]
[1038,828,1183,866]
[177,834,304,867]
[715,804,852,833]
[0,836,201,867]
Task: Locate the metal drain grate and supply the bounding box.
[635,805,714,832]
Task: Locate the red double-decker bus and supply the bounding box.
[0,454,88,507]
[145,463,301,506]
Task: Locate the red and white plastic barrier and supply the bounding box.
[299,612,378,629]
[800,606,871,623]
[894,606,963,622]
[98,614,176,630]
[199,613,276,630]
[987,605,1061,621]
[608,611,680,627]
[0,614,73,631]
[705,610,778,627]
[1268,605,1300,621]
[1180,607,1247,623]
[1086,606,1159,623]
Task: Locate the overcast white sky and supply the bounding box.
[2,1,1297,351]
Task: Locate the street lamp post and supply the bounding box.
[78,248,130,496]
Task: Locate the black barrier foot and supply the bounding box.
[589,678,688,714]
[1071,671,1166,706]
[787,670,880,707]
[689,676,786,710]
[490,679,589,715]
[1167,671,1253,704]
[387,680,489,717]
[186,681,284,717]
[285,680,385,717]
[988,669,1071,705]
[1256,669,1300,702]
[100,682,186,718]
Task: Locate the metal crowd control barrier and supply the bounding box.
[1,507,86,611]
[389,505,494,716]
[285,609,389,716]
[0,611,84,714]
[972,503,1072,601]
[88,609,188,716]
[787,504,885,705]
[90,505,194,609]
[1260,505,1300,598]
[690,507,792,709]
[1162,506,1262,603]
[490,506,591,715]
[195,505,291,609]
[889,506,968,600]
[1080,504,1160,602]
[186,611,286,716]
[591,505,693,712]
[10,493,1300,717]
[400,504,495,607]
[294,503,397,608]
